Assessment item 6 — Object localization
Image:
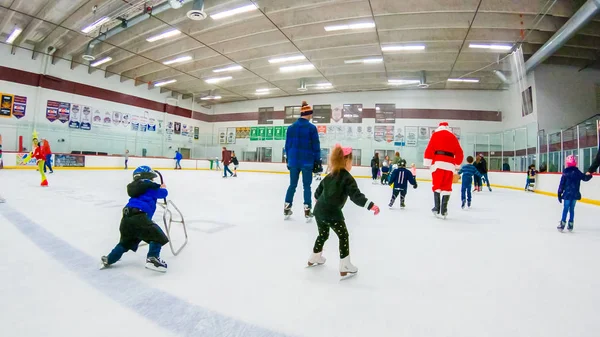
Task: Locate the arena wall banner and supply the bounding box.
[46,100,60,122]
[69,104,81,128]
[57,101,71,124]
[16,152,38,166]
[405,126,418,147]
[226,127,236,144]
[80,106,92,130]
[0,94,14,118]
[193,126,199,140]
[12,95,26,119]
[54,154,85,167]
[0,134,3,169]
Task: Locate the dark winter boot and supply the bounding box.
[441,195,450,218]
[400,197,406,209]
[557,221,566,232]
[432,192,441,215]
[284,203,293,219]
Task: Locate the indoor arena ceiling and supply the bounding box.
[0,0,599,104]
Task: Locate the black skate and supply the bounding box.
[461,200,466,209]
[557,221,566,232]
[145,257,167,273]
[468,201,471,208]
[567,222,574,232]
[441,195,450,219]
[304,205,314,223]
[284,203,293,220]
[99,256,110,270]
[400,198,406,209]
[432,192,441,216]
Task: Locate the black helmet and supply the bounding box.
[399,159,407,168]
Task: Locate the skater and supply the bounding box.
[100,166,170,272]
[388,159,417,209]
[31,134,48,187]
[42,139,53,174]
[380,155,390,185]
[231,151,239,177]
[284,100,321,220]
[222,147,234,178]
[475,154,491,191]
[423,121,464,218]
[370,152,380,184]
[586,147,600,175]
[313,158,323,180]
[215,157,221,170]
[458,156,481,209]
[525,164,537,191]
[557,155,592,232]
[473,156,483,192]
[124,149,129,170]
[410,163,417,178]
[309,144,380,278]
[174,150,182,170]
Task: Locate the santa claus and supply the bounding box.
[423,122,464,218]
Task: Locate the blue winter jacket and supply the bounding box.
[285,118,320,168]
[458,164,481,185]
[174,152,182,160]
[389,168,417,190]
[558,167,592,201]
[126,179,168,219]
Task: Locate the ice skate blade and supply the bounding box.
[305,217,313,223]
[99,263,109,270]
[340,271,357,280]
[145,264,167,273]
[307,261,325,267]
[557,228,564,232]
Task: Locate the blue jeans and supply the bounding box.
[285,165,313,208]
[461,182,472,202]
[223,165,233,177]
[482,173,490,188]
[106,242,162,265]
[44,154,53,172]
[175,159,181,169]
[561,200,577,223]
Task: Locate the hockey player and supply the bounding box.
[458,156,481,209]
[309,144,380,279]
[423,121,464,218]
[388,159,417,209]
[100,166,170,272]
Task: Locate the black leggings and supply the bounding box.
[389,188,407,206]
[371,167,378,180]
[313,219,350,259]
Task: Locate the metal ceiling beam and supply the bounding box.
[10,0,58,48]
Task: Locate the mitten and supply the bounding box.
[371,205,380,215]
[558,194,563,203]
[413,183,418,189]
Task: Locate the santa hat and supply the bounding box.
[300,101,313,116]
[435,121,450,132]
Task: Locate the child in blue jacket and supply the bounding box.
[458,156,481,209]
[101,166,170,272]
[174,150,182,169]
[557,155,592,232]
[388,159,417,208]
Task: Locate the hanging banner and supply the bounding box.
[121,113,130,127]
[148,118,156,132]
[265,126,274,141]
[345,126,354,140]
[451,127,461,140]
[374,126,386,142]
[80,106,92,130]
[12,95,26,119]
[103,111,112,127]
[366,126,374,140]
[250,126,258,141]
[112,111,122,126]
[46,100,60,122]
[405,126,418,147]
[258,126,266,140]
[418,127,429,141]
[331,105,343,123]
[140,112,148,132]
[166,121,173,134]
[69,104,82,129]
[394,126,404,143]
[157,120,163,134]
[227,127,236,144]
[0,94,13,118]
[131,115,140,131]
[317,125,327,139]
[0,134,3,169]
[92,109,102,126]
[385,126,394,143]
[274,126,284,140]
[194,126,199,140]
[174,122,181,135]
[181,124,189,136]
[236,127,250,139]
[218,128,226,144]
[356,126,363,140]
[57,102,71,123]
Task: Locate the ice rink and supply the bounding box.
[2,169,600,337]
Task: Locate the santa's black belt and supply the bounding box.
[434,150,454,157]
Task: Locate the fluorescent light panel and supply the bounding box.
[447,78,480,83]
[163,56,192,65]
[268,55,306,64]
[82,17,110,34]
[469,43,512,51]
[90,57,112,67]
[213,65,243,73]
[256,88,270,92]
[154,79,177,87]
[388,79,420,85]
[6,27,22,44]
[255,92,270,95]
[204,76,232,84]
[344,57,383,64]
[146,29,180,42]
[316,83,332,89]
[279,64,314,73]
[382,45,426,52]
[200,95,222,100]
[324,22,375,31]
[211,4,257,20]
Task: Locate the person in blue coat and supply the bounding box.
[100,166,170,272]
[557,155,592,232]
[458,156,481,209]
[284,100,321,220]
[174,150,182,169]
[388,159,417,208]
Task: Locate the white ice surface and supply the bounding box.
[1,169,600,337]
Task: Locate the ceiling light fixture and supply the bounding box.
[255,91,270,95]
[82,17,110,34]
[6,27,22,44]
[344,57,383,64]
[381,45,426,52]
[315,83,333,89]
[324,22,375,32]
[213,65,243,73]
[154,79,177,87]
[256,88,270,92]
[204,76,232,84]
[211,4,257,20]
[90,57,113,67]
[447,78,480,83]
[163,56,192,65]
[388,79,420,85]
[268,55,306,64]
[469,43,512,51]
[146,29,181,42]
[279,64,315,73]
[200,95,222,100]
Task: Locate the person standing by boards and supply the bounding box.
[231,151,239,177]
[283,100,321,221]
[222,147,234,178]
[124,149,129,170]
[174,150,182,170]
[42,139,53,174]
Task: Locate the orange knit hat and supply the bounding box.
[300,101,313,116]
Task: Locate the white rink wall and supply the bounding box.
[3,152,600,204]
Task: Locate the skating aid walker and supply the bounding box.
[151,170,189,256]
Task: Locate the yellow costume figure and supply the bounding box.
[30,131,48,186]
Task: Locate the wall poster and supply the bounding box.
[405,126,418,147]
[57,101,71,123]
[0,94,14,118]
[236,127,250,139]
[226,127,236,144]
[69,104,81,129]
[374,126,394,143]
[174,122,181,135]
[93,110,102,126]
[103,112,112,127]
[121,113,130,127]
[218,127,226,144]
[428,127,436,139]
[451,127,461,140]
[80,106,92,130]
[193,126,199,140]
[418,127,429,141]
[112,111,122,126]
[317,125,327,139]
[131,115,140,131]
[181,124,189,136]
[46,100,60,122]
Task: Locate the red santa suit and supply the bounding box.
[423,122,464,195]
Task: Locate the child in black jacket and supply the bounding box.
[388,159,417,208]
[309,144,380,278]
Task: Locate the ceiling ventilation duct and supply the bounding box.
[492,70,510,84]
[297,79,307,92]
[187,0,207,20]
[418,70,429,88]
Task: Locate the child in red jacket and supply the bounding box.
[31,136,48,186]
